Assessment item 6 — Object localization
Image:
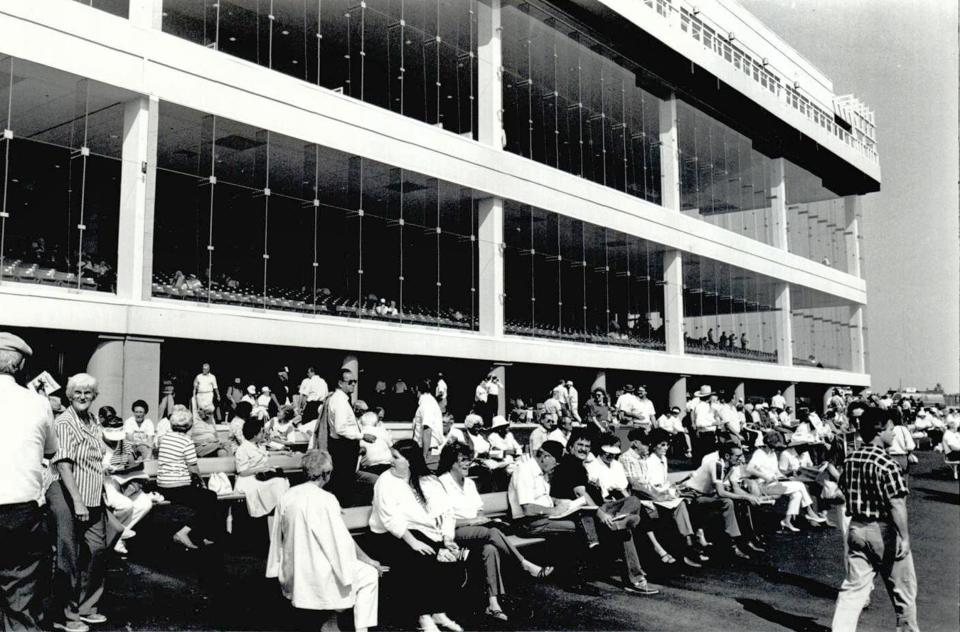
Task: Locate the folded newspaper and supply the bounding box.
[549,496,599,520]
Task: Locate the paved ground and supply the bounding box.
[98,452,959,631]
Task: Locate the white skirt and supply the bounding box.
[234,475,290,517]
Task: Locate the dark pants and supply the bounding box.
[455,525,525,598]
[160,485,222,543]
[366,531,460,621]
[0,501,46,631]
[694,431,717,462]
[46,482,111,625]
[515,514,594,583]
[327,437,361,507]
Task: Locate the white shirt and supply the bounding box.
[778,448,813,475]
[369,471,453,542]
[298,375,329,402]
[693,400,717,431]
[435,379,448,402]
[474,383,489,403]
[615,393,643,420]
[942,429,960,453]
[546,428,570,446]
[488,431,522,457]
[719,405,740,435]
[0,375,57,504]
[585,456,628,499]
[123,416,156,445]
[657,414,684,434]
[745,449,780,482]
[195,372,218,394]
[684,451,721,494]
[771,394,786,409]
[464,430,491,455]
[439,472,483,520]
[328,389,361,440]
[360,425,393,468]
[528,426,550,454]
[644,453,670,489]
[635,398,657,428]
[412,393,444,455]
[508,456,552,519]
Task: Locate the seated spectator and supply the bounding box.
[190,405,227,457]
[941,417,960,460]
[637,430,711,567]
[101,415,155,555]
[547,414,574,446]
[552,430,659,596]
[229,401,253,448]
[157,409,223,550]
[487,416,522,462]
[528,411,556,455]
[682,441,766,559]
[744,431,827,532]
[656,406,692,458]
[233,417,291,535]
[358,411,393,475]
[266,450,385,632]
[367,440,464,632]
[437,443,552,621]
[266,405,299,445]
[585,433,680,568]
[123,399,155,459]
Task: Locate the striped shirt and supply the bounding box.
[52,407,105,508]
[840,444,908,521]
[157,431,198,488]
[105,440,136,469]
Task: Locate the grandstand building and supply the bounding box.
[0,0,878,417]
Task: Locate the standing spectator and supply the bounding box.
[271,367,292,413]
[474,376,490,423]
[740,332,748,350]
[486,375,501,424]
[831,410,918,632]
[435,373,448,413]
[266,450,384,632]
[326,369,375,506]
[771,390,787,410]
[298,367,328,408]
[192,363,220,420]
[633,386,657,431]
[412,380,444,463]
[0,332,57,630]
[583,388,611,432]
[122,400,155,459]
[615,384,643,426]
[47,373,113,631]
[691,386,720,461]
[158,380,177,421]
[564,380,581,422]
[224,378,244,417]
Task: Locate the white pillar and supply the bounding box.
[87,336,125,414]
[663,250,684,355]
[129,0,164,29]
[659,94,680,212]
[770,158,788,250]
[591,370,607,395]
[120,337,162,417]
[844,196,862,278]
[478,197,504,338]
[492,364,507,418]
[733,382,745,404]
[477,0,503,150]
[774,282,793,366]
[117,95,158,301]
[783,383,797,412]
[669,375,688,411]
[849,305,865,374]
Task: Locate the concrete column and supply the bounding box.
[849,305,865,374]
[668,375,688,411]
[591,370,607,395]
[117,96,158,301]
[129,0,164,29]
[491,365,507,418]
[774,282,793,366]
[733,382,745,404]
[770,158,788,250]
[477,0,504,149]
[663,250,684,355]
[783,382,797,412]
[342,354,359,404]
[85,336,161,418]
[477,197,504,338]
[844,196,862,278]
[658,94,680,212]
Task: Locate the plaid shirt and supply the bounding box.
[619,447,650,491]
[840,444,908,521]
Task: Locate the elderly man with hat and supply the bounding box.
[0,332,57,630]
[488,416,522,464]
[690,385,720,462]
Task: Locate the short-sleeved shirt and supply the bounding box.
[235,439,269,475]
[52,408,105,508]
[439,472,484,520]
[841,445,909,521]
[0,375,57,505]
[507,456,553,519]
[550,454,589,501]
[123,416,156,445]
[195,373,218,394]
[157,431,198,488]
[583,399,611,425]
[104,439,137,470]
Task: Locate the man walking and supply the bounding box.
[831,409,918,632]
[0,332,57,630]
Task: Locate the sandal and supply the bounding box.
[484,607,509,622]
[538,565,555,579]
[659,552,677,564]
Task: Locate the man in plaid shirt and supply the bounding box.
[832,408,917,632]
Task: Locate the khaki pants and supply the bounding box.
[831,519,918,632]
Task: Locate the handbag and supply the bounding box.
[207,471,234,496]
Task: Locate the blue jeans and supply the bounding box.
[831,519,918,632]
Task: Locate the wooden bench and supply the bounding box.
[144,454,304,504]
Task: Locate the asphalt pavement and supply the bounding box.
[99,451,959,631]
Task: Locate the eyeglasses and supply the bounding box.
[344,379,357,385]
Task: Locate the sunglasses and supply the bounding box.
[344,379,358,384]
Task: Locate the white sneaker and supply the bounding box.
[431,614,463,632]
[114,541,128,555]
[121,528,136,540]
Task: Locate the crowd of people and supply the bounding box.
[2,329,949,631]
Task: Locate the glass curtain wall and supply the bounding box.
[162,0,477,137]
[503,200,666,349]
[153,101,477,330]
[677,98,779,246]
[790,286,854,371]
[785,160,849,272]
[72,0,129,17]
[682,254,779,362]
[0,56,125,292]
[501,2,663,204]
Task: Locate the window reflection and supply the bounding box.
[785,160,849,272]
[161,0,477,137]
[152,102,477,330]
[0,56,124,292]
[682,254,780,362]
[790,286,854,371]
[503,201,666,349]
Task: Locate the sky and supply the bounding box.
[738,0,960,393]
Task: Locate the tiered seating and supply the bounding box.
[505,320,667,350]
[1,258,105,290]
[685,339,778,363]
